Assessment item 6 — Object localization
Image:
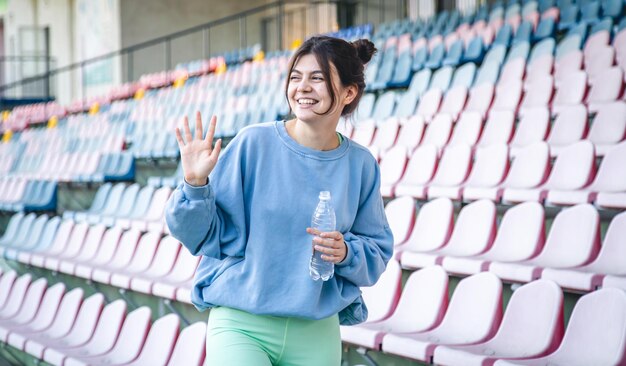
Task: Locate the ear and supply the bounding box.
[342,84,358,106]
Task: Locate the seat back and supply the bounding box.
[361,259,402,323]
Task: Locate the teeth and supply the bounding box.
[298,99,318,105]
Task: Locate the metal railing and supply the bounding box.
[0,0,408,106]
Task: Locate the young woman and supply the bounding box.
[166,36,394,366]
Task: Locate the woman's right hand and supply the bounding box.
[175,111,222,187]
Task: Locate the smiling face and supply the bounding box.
[287,53,348,125]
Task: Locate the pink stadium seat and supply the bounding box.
[546,104,588,157]
[58,224,109,275]
[109,231,161,288]
[519,75,554,112]
[141,243,199,299]
[361,259,403,323]
[443,201,545,275]
[73,226,126,280]
[494,288,626,366]
[525,55,553,88]
[510,107,550,156]
[382,196,416,247]
[476,110,515,148]
[395,115,425,152]
[382,272,503,363]
[0,277,48,340]
[587,67,623,111]
[340,266,448,350]
[42,299,127,365]
[116,234,181,291]
[0,273,32,319]
[438,86,468,121]
[490,204,600,283]
[402,200,496,269]
[123,313,180,366]
[498,59,526,86]
[542,211,626,291]
[426,144,472,200]
[420,113,453,153]
[394,197,454,259]
[60,226,122,276]
[553,51,583,86]
[166,321,206,366]
[41,222,93,271]
[491,79,523,112]
[591,140,626,208]
[465,83,495,119]
[552,71,587,114]
[544,141,596,205]
[416,88,443,122]
[434,279,564,366]
[380,145,409,197]
[587,101,626,156]
[63,307,152,366]
[448,111,483,147]
[369,117,400,154]
[394,144,438,199]
[7,287,83,351]
[24,293,105,359]
[584,30,611,59]
[351,120,376,147]
[23,220,74,266]
[89,228,142,283]
[463,144,509,202]
[502,142,551,203]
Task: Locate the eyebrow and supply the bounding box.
[291,69,324,75]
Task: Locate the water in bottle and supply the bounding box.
[310,191,336,281]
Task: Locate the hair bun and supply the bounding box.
[352,39,377,64]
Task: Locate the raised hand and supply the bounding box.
[175,112,222,187]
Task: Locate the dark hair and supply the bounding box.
[285,36,377,117]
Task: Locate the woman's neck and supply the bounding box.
[285,118,340,151]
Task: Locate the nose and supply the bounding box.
[296,78,312,92]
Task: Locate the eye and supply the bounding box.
[289,75,300,81]
[312,76,324,81]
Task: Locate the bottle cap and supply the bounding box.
[319,191,331,200]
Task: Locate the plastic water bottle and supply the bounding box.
[310,191,336,281]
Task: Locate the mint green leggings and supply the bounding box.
[205,307,342,366]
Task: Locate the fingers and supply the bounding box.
[205,115,218,143]
[307,229,346,263]
[210,139,222,161]
[195,111,203,140]
[183,116,193,143]
[175,127,184,148]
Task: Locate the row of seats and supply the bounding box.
[0,179,57,212]
[343,263,626,365]
[0,214,197,304]
[0,270,205,365]
[386,196,626,292]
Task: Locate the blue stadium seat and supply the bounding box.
[371,91,397,122]
[424,43,445,69]
[388,49,413,88]
[512,21,533,45]
[442,40,464,67]
[581,1,601,24]
[558,4,580,31]
[494,24,513,47]
[429,66,454,92]
[506,41,530,62]
[474,61,502,86]
[408,68,432,96]
[412,45,428,71]
[590,17,614,35]
[451,63,477,89]
[602,0,623,20]
[533,17,556,42]
[394,90,419,119]
[462,37,485,63]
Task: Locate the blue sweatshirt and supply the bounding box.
[165,120,394,325]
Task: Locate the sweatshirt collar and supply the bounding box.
[275,120,350,160]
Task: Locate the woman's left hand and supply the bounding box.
[306,228,347,263]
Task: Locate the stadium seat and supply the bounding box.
[415,89,443,122]
[501,142,550,203]
[510,107,550,156]
[438,86,468,121]
[394,144,438,199]
[394,197,454,258]
[542,211,626,291]
[402,199,496,269]
[592,140,626,209]
[420,113,453,152]
[462,144,510,202]
[382,272,503,363]
[520,75,554,112]
[164,321,207,366]
[426,143,472,200]
[476,110,515,148]
[43,222,96,272]
[490,203,600,283]
[465,83,495,119]
[340,266,448,350]
[587,101,626,156]
[383,196,416,247]
[450,62,476,89]
[122,313,180,366]
[434,279,563,366]
[380,145,409,197]
[494,288,626,366]
[395,115,425,152]
[546,104,588,156]
[448,111,483,147]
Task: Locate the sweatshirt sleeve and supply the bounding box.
[335,160,394,287]
[165,136,248,259]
